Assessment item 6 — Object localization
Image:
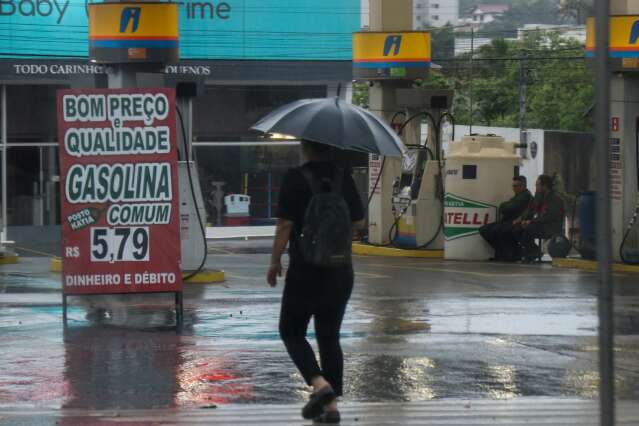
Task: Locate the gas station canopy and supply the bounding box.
[88,2,179,64]
[352,31,431,80]
[586,16,639,72]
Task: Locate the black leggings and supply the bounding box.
[278,262,353,396]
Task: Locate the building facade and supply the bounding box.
[360,0,459,30]
[0,1,362,240]
[413,0,459,29]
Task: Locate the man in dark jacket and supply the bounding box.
[479,175,532,261]
[514,174,565,262]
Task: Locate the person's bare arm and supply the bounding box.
[267,218,293,287]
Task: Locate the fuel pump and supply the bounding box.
[390,143,432,244]
[389,95,453,249]
[366,88,453,248]
[175,83,208,276]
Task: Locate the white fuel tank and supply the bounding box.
[444,135,520,260]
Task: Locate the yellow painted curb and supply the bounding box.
[353,243,443,258]
[184,269,225,284]
[50,258,62,272]
[553,258,639,274]
[0,255,19,265]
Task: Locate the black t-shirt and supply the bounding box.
[276,161,365,244]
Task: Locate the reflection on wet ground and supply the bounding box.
[1,254,639,411]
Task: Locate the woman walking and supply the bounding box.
[267,140,364,423]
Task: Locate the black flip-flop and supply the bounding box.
[302,386,336,419]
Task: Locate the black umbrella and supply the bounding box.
[251,97,405,157]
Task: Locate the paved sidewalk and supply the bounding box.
[2,398,639,425]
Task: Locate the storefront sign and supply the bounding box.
[1,0,359,60]
[0,60,212,79]
[57,88,182,295]
[0,0,70,23]
[443,193,495,240]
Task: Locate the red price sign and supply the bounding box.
[57,88,182,295]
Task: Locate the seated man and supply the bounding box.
[479,175,532,261]
[513,174,565,262]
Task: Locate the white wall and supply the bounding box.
[362,0,460,31]
[414,0,459,29]
[454,37,495,56]
[361,0,369,29]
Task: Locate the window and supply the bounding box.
[7,85,59,144]
[432,15,439,20]
[462,165,477,180]
[194,145,300,227]
[193,85,325,142]
[191,85,328,227]
[4,85,63,226]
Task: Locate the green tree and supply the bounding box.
[430,24,455,62]
[418,69,453,90]
[448,31,592,132]
[558,0,594,25]
[351,82,369,109]
[524,34,593,131]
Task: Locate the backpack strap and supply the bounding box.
[299,165,344,195]
[331,168,343,194]
[299,166,321,195]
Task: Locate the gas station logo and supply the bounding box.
[120,7,141,33]
[443,193,496,241]
[384,35,402,56]
[630,19,639,44]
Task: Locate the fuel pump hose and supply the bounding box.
[619,193,639,265]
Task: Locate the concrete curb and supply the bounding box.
[184,269,226,284]
[552,257,639,274]
[50,258,62,272]
[0,255,19,264]
[353,243,443,258]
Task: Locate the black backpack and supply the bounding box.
[297,166,353,267]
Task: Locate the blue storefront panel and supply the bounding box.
[0,0,360,60]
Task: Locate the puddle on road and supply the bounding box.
[1,273,639,410]
[0,273,60,294]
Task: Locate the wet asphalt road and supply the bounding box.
[1,246,639,413]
